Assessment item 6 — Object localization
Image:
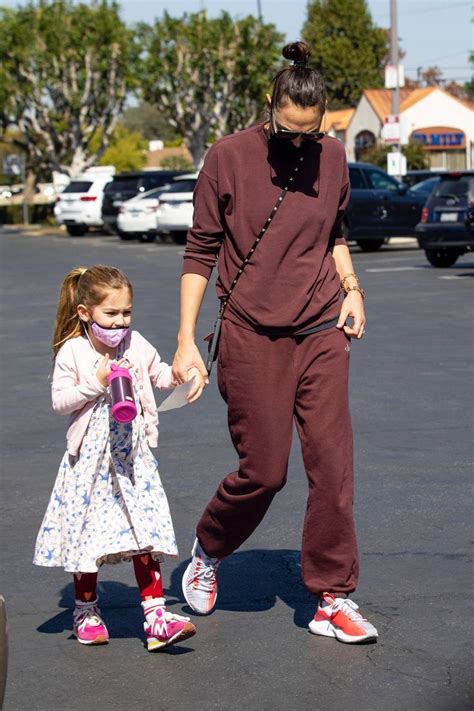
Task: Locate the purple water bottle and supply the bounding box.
[107,363,137,423]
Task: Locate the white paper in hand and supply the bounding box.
[157,377,195,413]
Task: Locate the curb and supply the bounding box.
[1,224,65,236]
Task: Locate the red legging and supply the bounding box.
[73,554,164,602]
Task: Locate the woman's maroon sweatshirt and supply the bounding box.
[182,123,350,334]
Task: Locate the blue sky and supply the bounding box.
[2,0,472,83]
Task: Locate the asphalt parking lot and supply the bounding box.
[0,227,473,711]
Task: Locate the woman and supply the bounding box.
[172,41,378,644]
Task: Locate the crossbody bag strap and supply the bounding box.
[218,152,305,318]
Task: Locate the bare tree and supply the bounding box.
[0,1,138,182]
[140,11,283,166]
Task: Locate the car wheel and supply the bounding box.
[139,233,156,243]
[117,230,136,241]
[356,239,384,252]
[171,231,188,245]
[66,224,87,236]
[424,248,460,268]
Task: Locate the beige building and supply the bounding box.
[326,87,474,170]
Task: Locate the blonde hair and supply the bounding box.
[52,265,133,357]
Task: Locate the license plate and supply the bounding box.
[130,211,140,217]
[440,212,458,222]
[113,200,123,207]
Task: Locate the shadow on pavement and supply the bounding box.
[36,549,316,639]
[168,549,316,629]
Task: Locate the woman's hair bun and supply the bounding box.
[282,41,311,66]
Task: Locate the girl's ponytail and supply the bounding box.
[52,266,87,357]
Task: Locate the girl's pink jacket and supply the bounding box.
[52,330,174,456]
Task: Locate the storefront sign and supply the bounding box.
[411,127,466,150]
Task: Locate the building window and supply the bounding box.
[428,150,466,170]
[355,131,376,161]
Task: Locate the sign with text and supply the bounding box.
[381,115,401,144]
[411,127,466,150]
[387,151,407,177]
[385,64,405,89]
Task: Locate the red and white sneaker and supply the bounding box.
[309,592,378,644]
[142,599,196,652]
[182,538,220,615]
[73,599,109,645]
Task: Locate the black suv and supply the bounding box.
[346,162,429,251]
[102,170,187,236]
[415,171,474,267]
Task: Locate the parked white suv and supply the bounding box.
[117,174,198,243]
[54,167,115,236]
[155,174,198,244]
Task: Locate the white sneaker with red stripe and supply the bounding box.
[182,538,220,615]
[309,592,378,643]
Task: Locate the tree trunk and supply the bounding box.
[23,169,36,204]
[186,125,210,168]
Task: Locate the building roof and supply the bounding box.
[363,86,474,121]
[147,145,193,168]
[325,108,355,132]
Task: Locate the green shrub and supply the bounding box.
[159,155,195,171]
[359,141,429,170]
[0,203,56,225]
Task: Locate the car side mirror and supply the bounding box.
[397,183,408,195]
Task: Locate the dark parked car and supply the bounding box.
[102,170,187,237]
[415,171,474,267]
[346,162,430,251]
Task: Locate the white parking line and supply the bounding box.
[354,255,420,264]
[365,266,419,273]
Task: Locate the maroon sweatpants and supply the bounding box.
[196,319,359,596]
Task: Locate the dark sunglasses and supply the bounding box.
[270,110,325,142]
[272,127,325,142]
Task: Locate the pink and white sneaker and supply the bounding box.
[142,599,196,652]
[73,599,109,645]
[182,538,220,615]
[309,592,378,644]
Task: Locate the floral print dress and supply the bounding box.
[34,367,178,574]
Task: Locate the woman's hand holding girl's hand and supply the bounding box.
[172,342,209,387]
[336,291,366,339]
[186,366,206,404]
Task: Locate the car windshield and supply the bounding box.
[433,176,472,199]
[105,178,140,193]
[63,181,93,193]
[163,179,197,193]
[137,187,171,200]
[410,177,439,194]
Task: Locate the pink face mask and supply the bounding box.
[90,321,129,348]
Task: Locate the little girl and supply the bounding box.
[34,264,204,651]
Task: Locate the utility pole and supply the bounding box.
[256,0,263,22]
[389,0,402,179]
[390,0,400,120]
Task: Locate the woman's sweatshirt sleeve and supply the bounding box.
[182,145,225,280]
[51,344,106,415]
